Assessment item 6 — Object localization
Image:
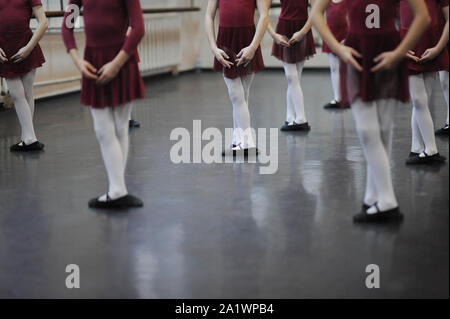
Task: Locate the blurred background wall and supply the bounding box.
[9,0,328,100]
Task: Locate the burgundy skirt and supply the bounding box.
[214,26,265,79]
[0,29,45,78]
[272,19,316,64]
[400,25,449,75]
[82,44,145,109]
[340,31,410,105]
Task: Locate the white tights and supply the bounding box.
[409,73,438,155]
[90,103,133,200]
[5,69,37,144]
[352,98,398,214]
[439,70,449,126]
[328,53,341,103]
[223,74,256,148]
[283,61,307,124]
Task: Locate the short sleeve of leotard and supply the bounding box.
[30,0,42,7]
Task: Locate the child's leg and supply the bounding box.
[352,98,398,213]
[411,107,425,153]
[21,69,36,117]
[439,70,449,126]
[5,76,38,145]
[113,103,133,169]
[241,73,254,106]
[282,62,299,124]
[364,166,378,207]
[377,99,396,157]
[328,53,341,103]
[223,75,255,148]
[238,73,255,145]
[409,74,438,155]
[282,61,307,124]
[90,107,128,201]
[364,98,397,206]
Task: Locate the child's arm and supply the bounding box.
[236,0,271,67]
[289,0,315,45]
[97,0,145,85]
[311,0,363,71]
[62,0,98,80]
[421,5,449,62]
[372,0,430,72]
[268,20,290,47]
[11,5,48,63]
[205,0,233,69]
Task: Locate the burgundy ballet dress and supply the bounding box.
[213,0,265,79]
[272,0,316,63]
[438,2,449,51]
[340,0,409,106]
[62,0,145,109]
[322,0,348,55]
[399,0,449,75]
[0,0,45,79]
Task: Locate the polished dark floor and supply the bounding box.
[0,70,448,298]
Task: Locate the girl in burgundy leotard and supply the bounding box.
[312,0,431,223]
[322,0,349,109]
[0,0,47,152]
[205,0,271,156]
[436,1,450,136]
[62,0,145,209]
[268,0,316,132]
[400,0,449,164]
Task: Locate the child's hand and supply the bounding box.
[371,50,402,72]
[11,46,32,63]
[236,46,256,67]
[406,50,420,62]
[97,60,121,85]
[214,47,233,69]
[288,30,305,45]
[337,45,363,72]
[0,48,7,63]
[273,34,290,47]
[420,47,440,62]
[76,58,98,80]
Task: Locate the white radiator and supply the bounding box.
[138,13,182,75]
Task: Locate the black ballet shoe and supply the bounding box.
[281,121,311,132]
[280,121,291,131]
[129,119,141,128]
[222,144,237,156]
[405,152,447,165]
[89,193,144,209]
[323,100,341,110]
[362,202,377,211]
[232,146,259,157]
[405,152,420,163]
[291,122,311,131]
[435,125,449,136]
[10,141,45,152]
[353,204,403,223]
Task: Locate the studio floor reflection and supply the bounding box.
[0,70,448,298]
